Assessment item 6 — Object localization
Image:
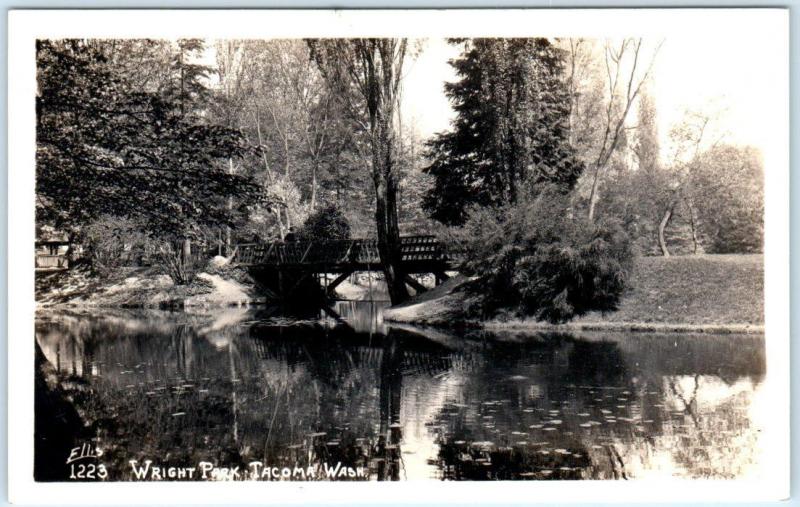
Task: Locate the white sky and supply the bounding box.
[399,37,782,163]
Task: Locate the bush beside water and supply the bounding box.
[448,188,634,323]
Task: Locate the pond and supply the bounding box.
[35,302,767,481]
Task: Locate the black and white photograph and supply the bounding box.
[7,8,790,504]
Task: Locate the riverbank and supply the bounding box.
[36,263,407,309]
[384,254,764,334]
[36,259,261,309]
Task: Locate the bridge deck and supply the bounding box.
[234,235,457,273]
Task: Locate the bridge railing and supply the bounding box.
[234,235,456,267]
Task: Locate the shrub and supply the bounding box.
[450,187,634,323]
[299,204,351,241]
[153,240,196,285]
[82,216,149,276]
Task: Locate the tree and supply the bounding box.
[36,40,257,277]
[308,38,412,304]
[423,38,584,226]
[569,39,660,222]
[299,204,351,241]
[687,145,763,253]
[655,109,720,256]
[597,88,672,255]
[211,40,364,242]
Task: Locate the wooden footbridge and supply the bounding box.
[233,235,458,298]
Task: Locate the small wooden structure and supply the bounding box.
[35,235,70,270]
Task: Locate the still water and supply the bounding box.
[35,302,766,481]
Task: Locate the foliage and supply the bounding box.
[688,145,764,253]
[36,39,259,237]
[449,187,633,323]
[594,165,673,255]
[153,241,196,285]
[82,216,149,275]
[261,175,311,237]
[299,204,351,241]
[424,38,584,225]
[210,40,382,242]
[590,92,672,255]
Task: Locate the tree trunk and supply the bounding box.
[372,119,410,305]
[65,232,77,268]
[587,166,600,222]
[310,162,318,211]
[374,169,410,305]
[182,238,192,267]
[685,197,700,254]
[658,202,675,257]
[225,158,234,256]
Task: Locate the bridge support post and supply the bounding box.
[325,270,354,298]
[433,271,450,286]
[404,275,428,295]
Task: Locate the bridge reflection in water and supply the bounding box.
[35,303,766,481]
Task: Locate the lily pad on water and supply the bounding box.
[471,441,494,448]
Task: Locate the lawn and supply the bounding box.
[574,254,764,326]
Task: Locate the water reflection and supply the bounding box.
[35,303,766,481]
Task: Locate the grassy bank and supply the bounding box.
[384,254,764,333]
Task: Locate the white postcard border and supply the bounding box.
[7,8,790,504]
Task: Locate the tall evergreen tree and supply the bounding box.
[423,38,584,225]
